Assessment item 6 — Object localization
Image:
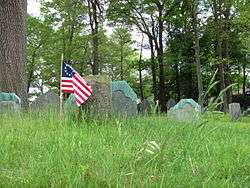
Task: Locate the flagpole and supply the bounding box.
[60,53,64,116]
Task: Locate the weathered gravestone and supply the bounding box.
[229,103,241,121]
[0,92,21,112]
[138,99,151,114]
[243,107,250,116]
[168,99,201,122]
[167,98,176,110]
[30,92,60,110]
[65,75,112,118]
[112,81,138,117]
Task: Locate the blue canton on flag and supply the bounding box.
[62,62,74,78]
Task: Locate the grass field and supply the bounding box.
[0,112,250,187]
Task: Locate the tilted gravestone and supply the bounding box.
[84,75,112,117]
[167,98,176,110]
[229,103,241,121]
[0,92,21,112]
[138,99,151,114]
[168,99,201,122]
[64,75,112,118]
[112,81,138,117]
[30,92,60,110]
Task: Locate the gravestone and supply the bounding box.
[167,98,176,110]
[64,94,78,111]
[64,75,112,118]
[168,99,201,122]
[138,99,151,114]
[229,103,241,121]
[82,75,112,117]
[0,92,21,113]
[30,92,60,110]
[112,81,138,117]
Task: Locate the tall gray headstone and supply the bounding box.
[229,103,241,121]
[112,91,138,117]
[112,81,138,117]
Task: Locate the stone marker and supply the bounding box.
[138,99,151,114]
[229,103,241,121]
[168,99,201,122]
[83,75,112,117]
[112,81,138,117]
[64,94,78,111]
[0,92,21,113]
[64,75,112,118]
[167,98,176,110]
[30,91,60,110]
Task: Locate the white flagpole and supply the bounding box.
[60,53,64,116]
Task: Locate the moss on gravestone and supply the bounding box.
[81,75,112,118]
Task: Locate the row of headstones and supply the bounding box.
[0,76,247,121]
[168,100,245,122]
[0,77,146,117]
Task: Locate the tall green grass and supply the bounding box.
[0,112,250,187]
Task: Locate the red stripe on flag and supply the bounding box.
[73,84,90,99]
[61,84,72,87]
[61,89,74,93]
[61,79,72,83]
[73,74,92,94]
[76,99,82,106]
[74,89,87,102]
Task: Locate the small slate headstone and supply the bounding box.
[0,101,20,112]
[168,99,201,122]
[167,98,176,110]
[229,103,241,121]
[0,92,21,113]
[30,92,60,110]
[112,81,138,117]
[138,99,151,114]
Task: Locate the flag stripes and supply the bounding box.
[60,62,93,106]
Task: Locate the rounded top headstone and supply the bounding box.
[172,99,201,112]
[0,92,21,104]
[111,81,138,102]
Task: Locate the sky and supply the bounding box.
[28,0,41,17]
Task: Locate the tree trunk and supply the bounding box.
[149,37,157,102]
[0,0,28,107]
[213,0,228,112]
[243,63,246,96]
[156,4,167,112]
[27,51,36,93]
[92,0,99,75]
[224,4,232,104]
[191,2,204,108]
[218,44,228,112]
[120,45,124,80]
[175,63,181,101]
[138,34,144,100]
[87,0,99,75]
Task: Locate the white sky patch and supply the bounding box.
[28,0,41,17]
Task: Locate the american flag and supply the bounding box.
[61,62,92,106]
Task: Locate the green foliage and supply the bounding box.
[26,0,250,108]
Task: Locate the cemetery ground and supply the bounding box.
[0,112,250,187]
